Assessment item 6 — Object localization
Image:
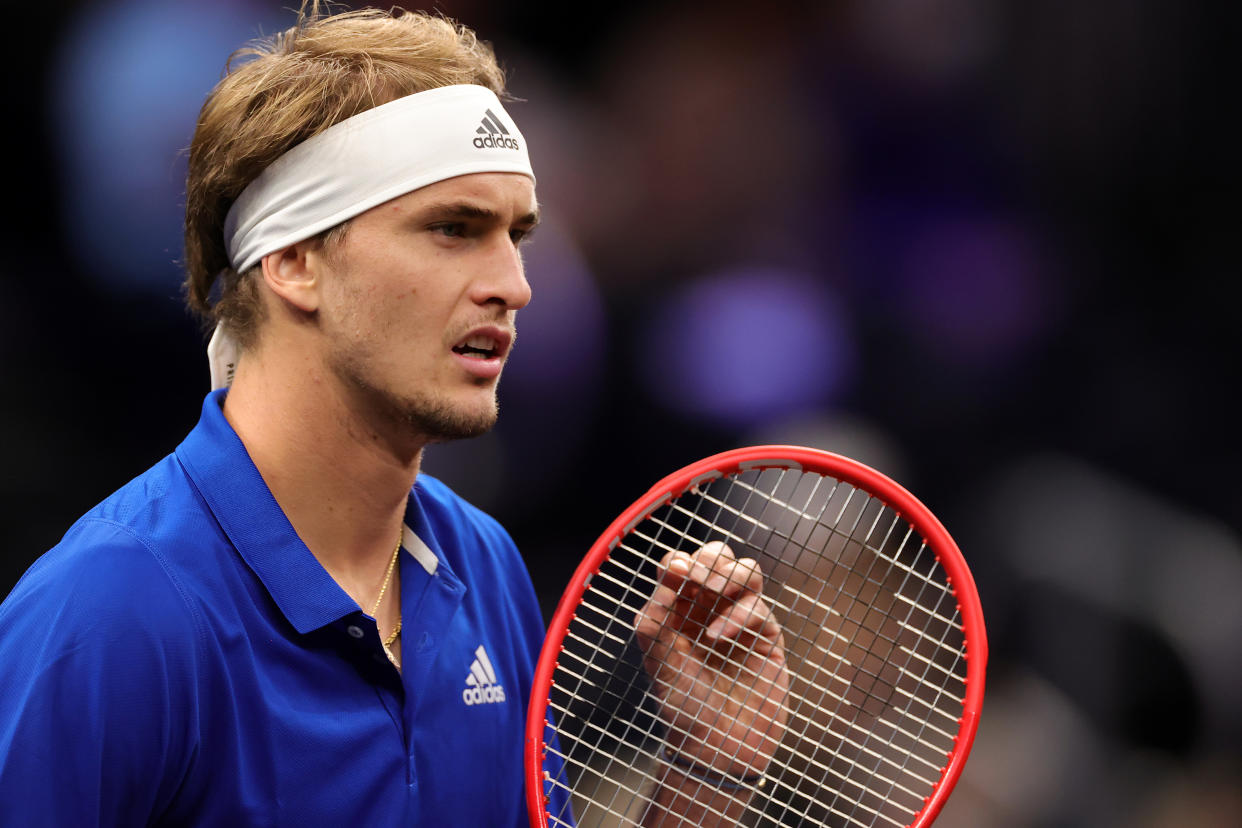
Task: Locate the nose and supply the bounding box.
[471,235,532,311]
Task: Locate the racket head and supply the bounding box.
[526,446,987,827]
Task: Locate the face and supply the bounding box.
[310,172,538,445]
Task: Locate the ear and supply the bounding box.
[260,239,321,314]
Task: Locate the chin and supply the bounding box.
[421,414,497,443]
[406,397,499,443]
[330,357,500,443]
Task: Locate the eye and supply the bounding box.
[510,226,536,245]
[432,223,465,238]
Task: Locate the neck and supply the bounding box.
[221,336,423,587]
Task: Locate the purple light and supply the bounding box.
[637,266,855,429]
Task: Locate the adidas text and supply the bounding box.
[472,134,520,150]
[462,684,507,705]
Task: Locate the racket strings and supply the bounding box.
[563,513,948,824]
[825,551,961,827]
[705,498,953,825]
[541,469,969,827]
[750,479,949,827]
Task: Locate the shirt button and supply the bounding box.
[346,625,365,639]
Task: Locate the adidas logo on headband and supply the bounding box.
[473,108,521,150]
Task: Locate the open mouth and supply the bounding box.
[452,333,502,360]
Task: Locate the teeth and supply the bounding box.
[454,334,499,359]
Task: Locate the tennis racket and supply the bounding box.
[525,446,986,827]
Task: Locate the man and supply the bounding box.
[0,4,787,825]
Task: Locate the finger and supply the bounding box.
[653,548,695,592]
[636,548,707,651]
[690,540,734,572]
[634,585,703,683]
[705,555,764,601]
[682,557,767,618]
[652,549,720,613]
[650,545,759,634]
[634,579,679,643]
[704,592,783,649]
[634,608,677,670]
[667,541,739,597]
[697,542,742,595]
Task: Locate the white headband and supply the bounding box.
[208,84,535,388]
[225,84,534,273]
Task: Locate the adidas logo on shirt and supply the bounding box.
[462,645,507,705]
[472,109,521,150]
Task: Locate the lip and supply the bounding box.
[450,325,513,380]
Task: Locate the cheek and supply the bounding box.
[371,287,445,356]
[323,280,393,349]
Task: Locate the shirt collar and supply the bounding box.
[174,389,360,633]
[174,390,464,633]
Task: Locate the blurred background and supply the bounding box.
[1,0,1236,824]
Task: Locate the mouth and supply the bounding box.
[451,327,512,362]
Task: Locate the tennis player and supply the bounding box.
[0,4,786,825]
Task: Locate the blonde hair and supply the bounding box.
[183,2,507,347]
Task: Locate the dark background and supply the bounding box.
[2,1,1237,825]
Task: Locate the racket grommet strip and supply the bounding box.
[659,747,766,791]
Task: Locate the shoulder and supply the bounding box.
[85,451,217,543]
[3,454,207,660]
[4,516,203,658]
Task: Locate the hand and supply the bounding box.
[634,541,789,778]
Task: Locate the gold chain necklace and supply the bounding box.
[370,536,403,665]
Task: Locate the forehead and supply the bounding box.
[388,171,538,215]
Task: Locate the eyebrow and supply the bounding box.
[421,201,541,228]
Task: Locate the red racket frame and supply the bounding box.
[526,445,987,828]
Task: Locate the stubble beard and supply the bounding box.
[330,356,500,445]
[401,385,499,443]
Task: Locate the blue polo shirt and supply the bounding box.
[0,390,571,825]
